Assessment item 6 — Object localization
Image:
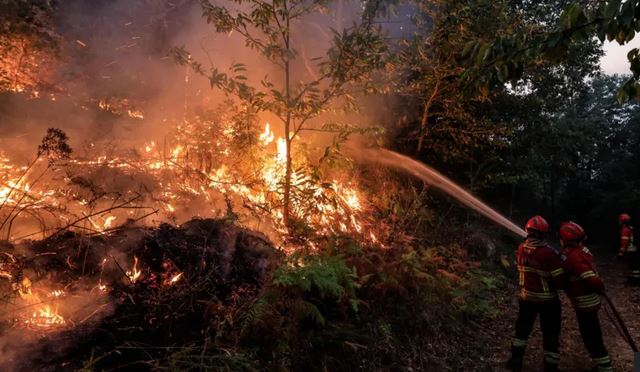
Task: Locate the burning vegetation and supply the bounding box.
[5,0,640,370]
[0,117,376,244]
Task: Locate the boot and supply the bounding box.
[506,346,525,371]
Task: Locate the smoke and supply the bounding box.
[1,0,387,158]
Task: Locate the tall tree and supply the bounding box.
[176,0,387,226]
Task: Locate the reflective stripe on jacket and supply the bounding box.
[516,239,564,303]
[621,226,636,253]
[562,246,603,312]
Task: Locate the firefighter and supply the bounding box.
[559,221,613,372]
[507,216,564,372]
[618,213,640,283]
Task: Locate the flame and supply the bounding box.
[276,137,287,164]
[103,216,117,229]
[163,272,183,286]
[126,256,143,283]
[0,115,378,247]
[25,305,65,328]
[127,109,144,119]
[171,146,183,160]
[49,289,65,298]
[259,122,275,145]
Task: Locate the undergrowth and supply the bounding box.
[194,238,507,371]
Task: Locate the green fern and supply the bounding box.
[273,253,358,311]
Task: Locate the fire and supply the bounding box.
[16,281,67,329]
[25,305,66,328]
[164,272,183,286]
[49,289,65,298]
[94,281,108,294]
[276,137,287,164]
[127,109,144,119]
[259,122,275,145]
[126,256,143,283]
[103,216,117,229]
[0,116,378,247]
[171,145,183,160]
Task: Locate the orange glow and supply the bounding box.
[24,305,65,328]
[0,117,379,247]
[126,256,143,283]
[259,122,275,145]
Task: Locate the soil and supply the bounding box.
[484,247,639,372]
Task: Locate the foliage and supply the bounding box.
[38,127,72,163]
[391,0,513,163]
[174,0,388,225]
[450,269,501,318]
[238,252,359,344]
[486,74,640,237]
[462,0,640,101]
[163,347,257,372]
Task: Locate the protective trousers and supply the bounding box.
[510,299,561,371]
[576,310,613,372]
[628,251,640,281]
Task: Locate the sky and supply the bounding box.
[601,38,640,75]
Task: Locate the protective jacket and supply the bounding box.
[620,226,636,254]
[516,239,564,303]
[562,245,604,312]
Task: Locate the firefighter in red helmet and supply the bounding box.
[507,216,564,372]
[618,213,640,283]
[559,221,613,372]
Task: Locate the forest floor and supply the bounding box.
[484,247,639,372]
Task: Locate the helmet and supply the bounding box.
[525,215,550,233]
[619,213,631,224]
[559,221,585,244]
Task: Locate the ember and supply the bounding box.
[24,305,65,329]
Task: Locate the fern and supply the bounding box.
[239,296,270,335]
[273,253,358,311]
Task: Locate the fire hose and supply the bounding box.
[601,292,640,371]
[578,254,640,369]
[602,292,638,352]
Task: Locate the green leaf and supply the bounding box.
[496,64,509,83]
[605,0,623,18]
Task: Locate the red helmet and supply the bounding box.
[619,213,631,224]
[559,221,585,244]
[525,215,549,233]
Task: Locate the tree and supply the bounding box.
[175,0,387,226]
[388,0,602,226]
[389,0,518,186]
[0,0,59,93]
[461,0,640,101]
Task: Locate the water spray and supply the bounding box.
[361,149,527,238]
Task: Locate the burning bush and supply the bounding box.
[0,218,280,371]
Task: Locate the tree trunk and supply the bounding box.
[416,76,441,154]
[282,0,292,227]
[13,38,27,91]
